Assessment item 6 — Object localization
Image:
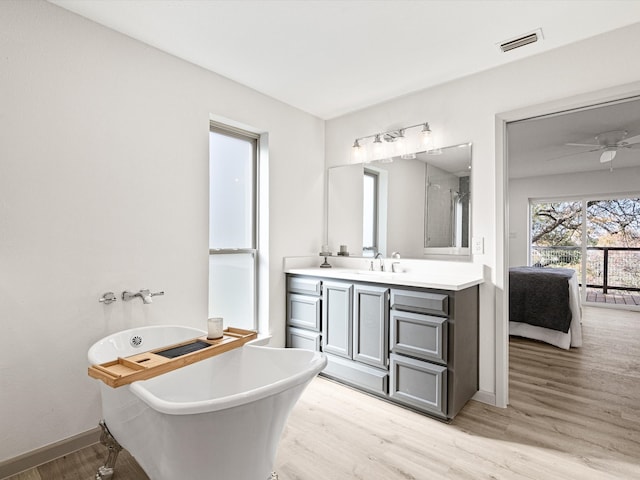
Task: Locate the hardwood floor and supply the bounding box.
[6,306,640,479]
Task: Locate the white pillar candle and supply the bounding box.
[207,317,224,339]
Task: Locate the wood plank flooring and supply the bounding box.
[6,306,640,480]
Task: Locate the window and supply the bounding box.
[529,195,640,302]
[209,124,258,330]
[363,169,379,256]
[530,200,583,270]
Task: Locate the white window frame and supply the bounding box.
[209,122,259,329]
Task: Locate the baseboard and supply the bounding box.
[472,389,498,406]
[0,427,101,479]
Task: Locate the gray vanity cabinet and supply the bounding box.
[321,281,353,358]
[285,273,478,420]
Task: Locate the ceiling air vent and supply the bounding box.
[499,28,543,53]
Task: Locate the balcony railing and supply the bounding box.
[530,246,640,294]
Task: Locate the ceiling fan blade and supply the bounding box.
[616,141,640,150]
[547,147,602,161]
[565,142,600,147]
[622,134,640,144]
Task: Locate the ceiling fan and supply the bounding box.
[565,130,640,163]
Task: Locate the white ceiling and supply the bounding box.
[508,96,640,178]
[50,0,640,120]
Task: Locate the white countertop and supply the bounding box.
[285,267,484,291]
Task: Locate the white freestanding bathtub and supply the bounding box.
[88,325,326,480]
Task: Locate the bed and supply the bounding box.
[509,266,582,349]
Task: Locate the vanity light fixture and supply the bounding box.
[351,122,434,163]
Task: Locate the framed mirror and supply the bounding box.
[327,142,472,258]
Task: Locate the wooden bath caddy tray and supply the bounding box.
[88,327,257,388]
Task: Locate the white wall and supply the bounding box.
[0,0,324,462]
[509,167,640,267]
[325,22,640,403]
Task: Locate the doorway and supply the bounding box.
[506,94,640,309]
[499,92,640,407]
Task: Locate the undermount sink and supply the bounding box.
[352,270,402,277]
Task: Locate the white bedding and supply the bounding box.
[509,271,582,349]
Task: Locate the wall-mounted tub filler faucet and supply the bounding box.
[122,289,165,304]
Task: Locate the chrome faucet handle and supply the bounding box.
[150,290,165,298]
[99,292,117,304]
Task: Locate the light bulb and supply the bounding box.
[351,139,365,163]
[372,134,385,160]
[394,130,408,157]
[419,123,432,149]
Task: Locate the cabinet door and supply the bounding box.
[389,353,448,418]
[353,284,389,369]
[323,354,388,396]
[287,276,321,296]
[287,327,321,351]
[390,310,447,365]
[287,294,321,331]
[391,289,448,317]
[322,281,353,359]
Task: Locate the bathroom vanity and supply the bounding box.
[285,268,481,420]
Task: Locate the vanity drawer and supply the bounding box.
[391,289,448,317]
[287,327,321,351]
[322,354,388,396]
[288,276,322,296]
[390,310,447,365]
[389,353,447,418]
[287,294,321,331]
